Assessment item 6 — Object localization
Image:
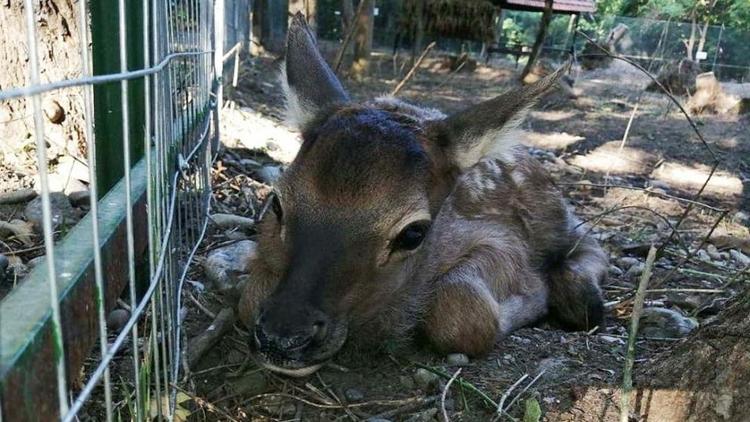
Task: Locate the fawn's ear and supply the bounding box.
[283,12,349,129]
[428,62,569,170]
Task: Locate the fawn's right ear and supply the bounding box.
[283,12,350,129]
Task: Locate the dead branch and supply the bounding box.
[333,0,369,74]
[391,41,437,96]
[369,395,438,420]
[620,245,657,422]
[491,373,528,422]
[441,368,462,422]
[188,307,236,369]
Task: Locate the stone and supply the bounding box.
[68,190,91,207]
[639,307,698,339]
[626,262,645,277]
[446,353,469,366]
[617,256,640,269]
[255,165,282,185]
[608,265,624,276]
[399,374,416,390]
[706,244,722,261]
[413,368,439,391]
[231,371,268,395]
[106,309,131,332]
[24,192,78,232]
[344,388,364,402]
[695,249,711,262]
[203,240,257,293]
[27,255,46,268]
[0,189,37,205]
[729,249,750,267]
[210,213,255,231]
[43,98,65,124]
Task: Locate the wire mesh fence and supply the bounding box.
[0,0,222,420]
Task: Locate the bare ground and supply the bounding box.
[173,53,749,421]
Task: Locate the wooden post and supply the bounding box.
[520,0,554,82]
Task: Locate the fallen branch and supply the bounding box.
[441,368,462,422]
[188,307,236,369]
[620,245,657,422]
[491,373,528,422]
[391,41,437,96]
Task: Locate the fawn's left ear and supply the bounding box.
[283,12,350,129]
[428,62,569,170]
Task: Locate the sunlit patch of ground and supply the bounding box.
[650,161,744,198]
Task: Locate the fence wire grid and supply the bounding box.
[0,0,227,420]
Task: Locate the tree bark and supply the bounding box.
[685,13,697,60]
[411,0,426,66]
[289,0,317,33]
[351,0,374,80]
[519,0,554,82]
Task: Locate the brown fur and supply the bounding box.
[237,14,606,374]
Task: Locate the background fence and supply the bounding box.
[0,0,224,420]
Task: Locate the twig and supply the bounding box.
[332,0,369,74]
[188,308,236,368]
[171,383,241,422]
[188,291,217,319]
[369,395,438,420]
[441,368,462,422]
[620,245,657,422]
[391,41,437,96]
[491,373,528,422]
[413,363,498,409]
[503,368,547,413]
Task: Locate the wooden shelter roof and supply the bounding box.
[492,0,596,14]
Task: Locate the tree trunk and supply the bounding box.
[351,0,374,80]
[341,0,354,34]
[556,292,750,421]
[519,0,553,82]
[685,13,697,60]
[695,21,709,63]
[411,0,426,65]
[289,0,317,33]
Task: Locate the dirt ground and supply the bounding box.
[174,52,749,422]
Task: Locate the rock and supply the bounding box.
[706,244,722,261]
[203,240,257,293]
[231,371,267,395]
[734,211,749,225]
[599,335,625,344]
[446,353,469,366]
[413,368,439,391]
[24,192,78,231]
[68,190,91,207]
[639,307,698,339]
[729,249,750,267]
[0,189,37,205]
[608,265,624,276]
[210,213,255,231]
[695,249,711,262]
[240,158,263,169]
[43,98,65,124]
[399,374,416,390]
[344,388,364,402]
[256,165,282,185]
[107,309,131,332]
[617,256,640,269]
[6,255,27,277]
[27,255,46,268]
[626,262,645,277]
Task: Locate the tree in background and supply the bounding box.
[351,0,375,79]
[289,0,318,33]
[519,0,554,81]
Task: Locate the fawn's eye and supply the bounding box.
[271,194,283,221]
[392,221,431,251]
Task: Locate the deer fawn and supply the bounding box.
[238,14,607,376]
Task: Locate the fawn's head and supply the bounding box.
[250,13,566,376]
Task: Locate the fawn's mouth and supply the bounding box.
[252,324,348,377]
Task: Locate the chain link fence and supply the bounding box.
[0,0,224,420]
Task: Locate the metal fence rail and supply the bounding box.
[0,0,221,420]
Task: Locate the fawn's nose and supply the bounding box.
[253,307,330,358]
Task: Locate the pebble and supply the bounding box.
[24,192,78,231]
[626,262,645,277]
[413,368,439,391]
[0,189,37,205]
[203,240,257,293]
[695,249,711,262]
[344,388,364,402]
[446,353,469,366]
[599,335,625,345]
[106,309,131,332]
[639,307,698,339]
[617,256,640,269]
[608,265,624,276]
[729,249,750,267]
[256,165,282,185]
[706,244,723,261]
[68,190,91,207]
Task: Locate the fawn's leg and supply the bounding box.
[237,260,280,328]
[422,246,549,356]
[546,232,607,331]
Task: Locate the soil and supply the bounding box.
[175,52,750,421]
